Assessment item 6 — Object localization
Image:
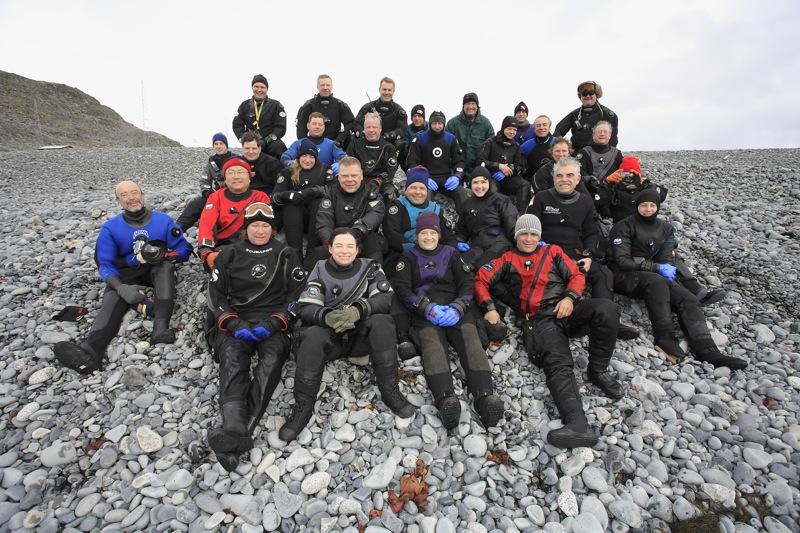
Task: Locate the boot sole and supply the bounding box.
[439,402,461,430]
[208,428,253,454]
[700,292,726,307]
[479,402,505,428]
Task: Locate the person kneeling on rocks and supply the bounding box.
[391,211,505,429]
[279,228,415,442]
[608,189,747,369]
[54,181,192,373]
[206,202,306,471]
[475,214,624,449]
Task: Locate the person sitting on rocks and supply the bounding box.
[280,112,345,168]
[176,132,235,231]
[279,227,414,442]
[206,202,305,471]
[383,166,455,361]
[197,158,271,269]
[608,190,747,369]
[520,115,556,178]
[454,167,519,270]
[54,181,192,373]
[406,111,468,208]
[575,121,623,193]
[554,80,618,151]
[476,115,530,211]
[271,139,335,261]
[346,112,400,201]
[391,211,505,429]
[598,156,726,307]
[530,137,580,196]
[232,74,288,159]
[527,156,639,340]
[311,156,385,265]
[240,131,283,196]
[475,214,623,449]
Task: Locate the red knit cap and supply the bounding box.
[222,158,252,176]
[619,156,641,176]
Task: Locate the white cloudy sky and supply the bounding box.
[1,0,798,150]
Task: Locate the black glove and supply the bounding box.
[271,191,292,205]
[115,284,147,304]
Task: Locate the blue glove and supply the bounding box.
[491,170,506,182]
[426,305,448,326]
[427,178,439,191]
[439,307,461,327]
[331,162,340,176]
[252,326,272,341]
[457,242,471,252]
[657,263,677,281]
[232,321,259,342]
[444,176,460,191]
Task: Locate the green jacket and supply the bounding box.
[445,111,494,171]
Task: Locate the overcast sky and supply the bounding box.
[1,0,798,150]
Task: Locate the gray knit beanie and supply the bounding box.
[514,214,542,239]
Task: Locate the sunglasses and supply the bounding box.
[580,91,596,97]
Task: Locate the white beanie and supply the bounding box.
[514,214,542,239]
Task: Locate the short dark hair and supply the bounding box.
[240,131,262,145]
[328,227,362,249]
[308,112,325,122]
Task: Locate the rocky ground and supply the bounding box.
[0,147,797,533]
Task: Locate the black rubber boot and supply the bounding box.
[694,345,747,370]
[698,288,727,307]
[208,401,253,455]
[54,342,102,374]
[216,452,240,473]
[150,299,175,344]
[474,394,505,428]
[546,372,598,449]
[372,355,415,418]
[616,323,640,340]
[587,369,624,399]
[428,373,460,429]
[279,378,319,442]
[654,336,688,364]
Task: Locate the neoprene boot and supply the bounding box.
[216,452,240,473]
[698,288,727,307]
[694,344,747,370]
[587,369,624,399]
[427,373,460,429]
[54,342,102,374]
[151,296,176,344]
[546,372,598,449]
[617,323,640,340]
[397,339,418,361]
[474,394,505,428]
[372,354,415,418]
[208,401,253,456]
[279,378,319,442]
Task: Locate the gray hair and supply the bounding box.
[553,156,581,177]
[363,112,382,129]
[592,120,613,134]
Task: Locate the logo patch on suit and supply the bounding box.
[291,267,306,281]
[432,147,443,157]
[252,264,267,278]
[388,206,398,215]
[544,206,560,214]
[613,238,622,245]
[321,199,332,208]
[395,262,405,271]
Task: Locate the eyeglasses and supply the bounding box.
[580,91,596,97]
[226,168,249,176]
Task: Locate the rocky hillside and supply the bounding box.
[0,71,180,151]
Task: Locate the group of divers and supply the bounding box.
[53,75,748,472]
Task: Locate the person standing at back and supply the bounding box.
[554,81,618,151]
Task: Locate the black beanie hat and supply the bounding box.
[469,166,491,183]
[252,74,268,87]
[514,101,529,115]
[411,104,425,117]
[429,110,446,124]
[298,139,318,159]
[635,188,661,209]
[501,116,517,130]
[463,92,479,106]
[416,211,441,235]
